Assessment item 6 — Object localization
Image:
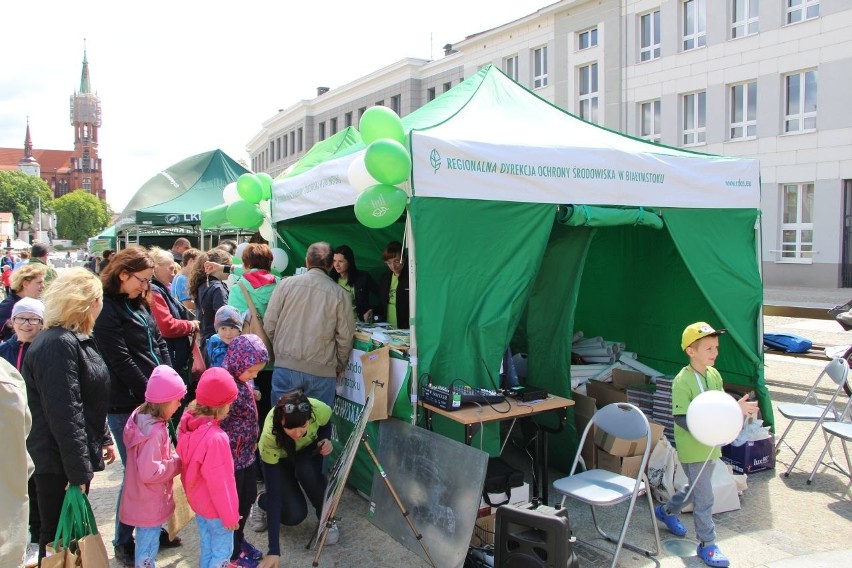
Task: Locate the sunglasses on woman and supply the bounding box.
[282,401,311,414]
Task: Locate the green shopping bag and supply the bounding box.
[43,486,110,568]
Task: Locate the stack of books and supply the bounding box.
[652,377,676,447]
[626,385,655,418]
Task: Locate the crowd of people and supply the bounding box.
[0,236,409,568]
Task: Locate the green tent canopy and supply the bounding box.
[267,65,766,472]
[115,149,249,234]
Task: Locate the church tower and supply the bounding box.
[17,119,40,177]
[69,42,105,199]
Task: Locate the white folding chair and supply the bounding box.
[807,391,852,483]
[775,357,850,477]
[552,402,660,568]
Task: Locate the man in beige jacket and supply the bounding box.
[264,242,355,408]
[0,358,33,568]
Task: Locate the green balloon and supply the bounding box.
[257,172,274,200]
[237,173,264,204]
[231,255,242,266]
[359,106,405,146]
[364,139,411,186]
[226,200,264,230]
[354,184,407,229]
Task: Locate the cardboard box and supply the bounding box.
[572,391,597,469]
[595,421,665,476]
[586,370,651,409]
[722,436,775,474]
[612,369,648,389]
[470,512,495,546]
[481,481,529,512]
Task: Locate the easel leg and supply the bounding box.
[360,434,438,568]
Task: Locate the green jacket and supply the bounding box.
[258,398,332,464]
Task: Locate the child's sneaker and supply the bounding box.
[24,542,38,568]
[240,540,263,562]
[249,491,267,532]
[325,521,339,545]
[654,505,687,537]
[697,543,730,567]
[227,554,259,568]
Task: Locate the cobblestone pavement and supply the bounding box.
[85,314,851,567]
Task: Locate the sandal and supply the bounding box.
[697,543,730,567]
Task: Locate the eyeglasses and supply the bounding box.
[12,317,42,326]
[130,274,152,286]
[282,401,311,414]
[384,259,402,266]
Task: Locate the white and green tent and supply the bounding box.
[271,65,764,469]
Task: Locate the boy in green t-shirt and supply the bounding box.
[654,322,758,568]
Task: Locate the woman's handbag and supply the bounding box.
[44,486,109,568]
[190,332,206,383]
[237,282,274,363]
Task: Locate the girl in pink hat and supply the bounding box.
[120,365,186,567]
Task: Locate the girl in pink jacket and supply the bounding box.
[120,365,186,567]
[177,367,240,568]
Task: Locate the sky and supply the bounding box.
[0,0,551,213]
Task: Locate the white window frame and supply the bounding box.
[578,27,598,50]
[504,55,519,81]
[639,99,661,143]
[780,182,814,262]
[682,0,706,51]
[640,10,661,62]
[784,70,817,133]
[786,0,819,25]
[731,0,759,38]
[730,81,757,140]
[533,46,548,89]
[682,91,706,146]
[578,63,599,123]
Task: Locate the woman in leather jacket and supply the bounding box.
[329,245,378,323]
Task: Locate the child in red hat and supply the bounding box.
[177,367,239,567]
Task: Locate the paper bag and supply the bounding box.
[77,533,110,566]
[42,547,76,568]
[360,347,390,421]
[167,474,194,541]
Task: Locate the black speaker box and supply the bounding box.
[495,505,579,568]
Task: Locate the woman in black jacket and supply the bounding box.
[376,241,410,329]
[94,245,172,564]
[23,268,115,561]
[330,244,379,323]
[189,248,232,349]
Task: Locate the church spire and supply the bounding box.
[79,39,91,94]
[23,117,33,158]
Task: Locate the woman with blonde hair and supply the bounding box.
[0,263,47,340]
[95,246,174,564]
[22,268,115,563]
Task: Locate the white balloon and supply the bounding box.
[235,242,249,260]
[271,247,288,272]
[223,182,240,204]
[347,154,379,193]
[259,219,275,242]
[686,390,743,447]
[225,274,238,287]
[259,199,272,219]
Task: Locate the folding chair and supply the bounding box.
[552,402,660,568]
[775,357,850,477]
[807,393,852,484]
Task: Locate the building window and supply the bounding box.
[682,91,706,145]
[82,178,91,191]
[390,95,401,114]
[682,0,706,51]
[730,81,757,139]
[640,10,661,62]
[640,100,661,143]
[344,112,353,128]
[276,137,282,160]
[578,63,599,123]
[533,46,548,88]
[443,82,451,93]
[578,28,598,50]
[504,55,518,81]
[427,87,436,101]
[330,118,338,135]
[318,122,326,141]
[784,70,817,133]
[781,183,814,259]
[283,136,288,157]
[731,0,759,38]
[786,0,819,24]
[375,100,384,107]
[297,127,303,152]
[358,107,367,120]
[289,132,295,155]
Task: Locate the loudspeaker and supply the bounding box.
[494,505,579,568]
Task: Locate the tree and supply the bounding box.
[54,190,112,243]
[0,171,54,231]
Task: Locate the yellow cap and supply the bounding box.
[681,321,727,351]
